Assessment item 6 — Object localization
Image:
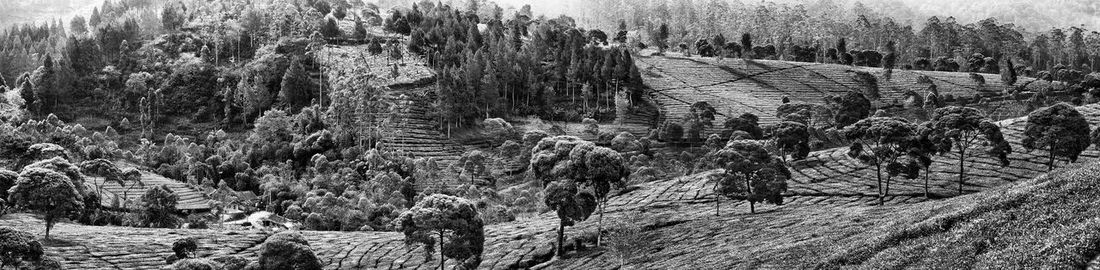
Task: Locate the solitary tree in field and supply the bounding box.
[7,168,84,239]
[394,194,485,270]
[708,140,789,215]
[1022,103,1092,171]
[927,106,1012,193]
[844,117,920,205]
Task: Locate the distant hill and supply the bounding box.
[850,0,1100,31]
[0,0,103,29]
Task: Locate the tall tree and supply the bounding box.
[1022,103,1092,171]
[394,194,485,270]
[707,140,789,215]
[927,106,1011,194]
[279,57,312,112]
[844,117,920,205]
[7,168,84,239]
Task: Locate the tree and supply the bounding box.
[0,228,48,268]
[368,39,384,55]
[659,121,684,142]
[161,3,185,31]
[577,146,628,247]
[1001,57,1017,86]
[352,22,368,40]
[140,185,178,228]
[826,91,872,128]
[844,117,920,205]
[7,168,84,239]
[1022,103,1092,171]
[69,16,88,35]
[908,123,939,198]
[394,194,485,270]
[741,33,753,58]
[722,113,763,139]
[543,181,596,257]
[280,57,312,112]
[768,121,811,161]
[656,24,670,53]
[527,136,600,257]
[776,102,831,128]
[321,17,341,39]
[707,140,789,215]
[927,106,1012,193]
[259,232,322,270]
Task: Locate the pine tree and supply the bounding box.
[279,57,311,112]
[89,8,102,29]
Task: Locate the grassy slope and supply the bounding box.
[543,161,1100,270]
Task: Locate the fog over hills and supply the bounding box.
[0,0,103,29]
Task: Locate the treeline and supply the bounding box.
[389,2,644,127]
[579,0,1100,76]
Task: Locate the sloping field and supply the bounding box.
[10,103,1100,269]
[88,162,211,211]
[636,54,1051,130]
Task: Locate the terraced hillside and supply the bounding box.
[9,104,1100,269]
[86,161,211,211]
[636,54,1053,130]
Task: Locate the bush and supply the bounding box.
[259,232,322,270]
[0,227,45,267]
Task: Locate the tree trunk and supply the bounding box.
[715,192,720,217]
[1048,148,1056,171]
[749,201,755,214]
[556,221,565,258]
[597,201,604,247]
[959,148,966,194]
[875,163,883,206]
[438,229,445,270]
[924,167,931,199]
[45,217,52,240]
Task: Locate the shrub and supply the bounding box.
[259,232,322,270]
[0,227,45,268]
[658,121,683,142]
[141,185,179,228]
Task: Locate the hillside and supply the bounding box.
[6,104,1100,269]
[636,53,1052,128]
